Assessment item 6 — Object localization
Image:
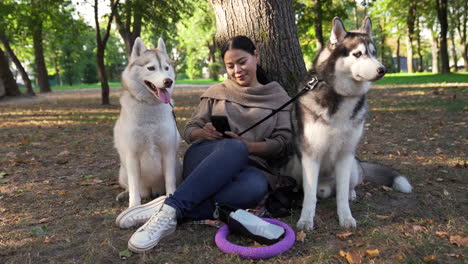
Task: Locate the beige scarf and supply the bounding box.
[201,79,291,110]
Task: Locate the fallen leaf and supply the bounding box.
[423,255,436,262]
[57,190,67,196]
[296,231,306,242]
[382,185,393,191]
[449,235,468,247]
[0,172,6,178]
[119,249,132,259]
[339,250,362,264]
[435,231,448,238]
[447,253,464,259]
[38,218,49,223]
[57,150,70,157]
[337,231,353,240]
[376,213,395,220]
[365,249,380,257]
[253,241,263,247]
[412,225,428,233]
[21,138,30,144]
[435,178,443,182]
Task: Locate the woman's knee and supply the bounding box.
[221,139,248,156]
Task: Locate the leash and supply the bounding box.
[238,76,320,136]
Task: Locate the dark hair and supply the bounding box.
[220,35,270,85]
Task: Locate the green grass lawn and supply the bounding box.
[19,73,467,92]
[375,72,468,84]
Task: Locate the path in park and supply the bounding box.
[0,84,211,105]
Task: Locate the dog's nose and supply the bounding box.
[377,66,386,76]
[163,78,173,88]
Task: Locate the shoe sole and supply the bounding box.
[116,196,166,229]
[127,227,176,253]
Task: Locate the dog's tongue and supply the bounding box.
[158,88,171,104]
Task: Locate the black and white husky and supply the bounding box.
[288,17,412,230]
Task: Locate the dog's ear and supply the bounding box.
[157,38,167,54]
[360,16,372,37]
[330,17,347,45]
[131,37,146,61]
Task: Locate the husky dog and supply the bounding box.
[114,37,182,208]
[290,17,412,230]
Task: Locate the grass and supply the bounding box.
[0,84,467,263]
[375,72,468,85]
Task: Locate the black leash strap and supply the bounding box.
[238,76,320,136]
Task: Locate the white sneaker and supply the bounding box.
[127,204,177,253]
[116,196,166,229]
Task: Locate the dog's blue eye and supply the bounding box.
[147,66,155,71]
[353,52,362,58]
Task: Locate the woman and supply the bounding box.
[120,36,292,253]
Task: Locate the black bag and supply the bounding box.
[265,176,301,218]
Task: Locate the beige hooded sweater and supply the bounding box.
[183,79,292,187]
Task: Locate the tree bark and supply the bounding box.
[455,0,467,71]
[435,0,450,73]
[209,0,306,95]
[0,47,21,97]
[406,2,416,73]
[0,33,35,95]
[313,0,324,52]
[95,0,119,105]
[450,30,458,72]
[416,18,423,72]
[396,36,401,73]
[31,1,51,93]
[431,32,440,73]
[115,0,142,59]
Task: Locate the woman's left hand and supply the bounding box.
[224,131,251,151]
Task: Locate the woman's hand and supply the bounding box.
[224,131,269,158]
[190,122,224,141]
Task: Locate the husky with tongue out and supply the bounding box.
[114,37,182,208]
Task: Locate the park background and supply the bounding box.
[0,0,467,263]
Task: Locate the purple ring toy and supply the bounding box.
[214,218,295,260]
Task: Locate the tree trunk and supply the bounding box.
[313,0,324,52]
[353,1,359,28]
[31,20,51,92]
[406,2,416,73]
[416,18,423,72]
[431,32,440,73]
[406,35,414,73]
[115,3,142,59]
[0,34,35,95]
[0,47,21,97]
[436,0,450,73]
[450,30,458,72]
[95,0,119,105]
[396,36,401,72]
[456,0,467,71]
[97,47,110,105]
[209,0,306,95]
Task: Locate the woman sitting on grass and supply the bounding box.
[117,35,293,253]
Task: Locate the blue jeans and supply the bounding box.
[164,139,269,221]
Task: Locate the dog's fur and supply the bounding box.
[288,17,412,230]
[114,37,182,208]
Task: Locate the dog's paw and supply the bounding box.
[297,218,315,231]
[339,216,357,228]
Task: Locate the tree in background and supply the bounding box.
[294,0,348,69]
[94,0,119,105]
[451,0,467,71]
[114,0,190,59]
[0,1,34,95]
[176,1,217,80]
[209,0,306,95]
[435,0,449,73]
[0,47,21,97]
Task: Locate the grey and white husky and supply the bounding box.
[114,37,182,208]
[288,17,412,230]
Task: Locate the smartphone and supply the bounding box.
[210,115,231,138]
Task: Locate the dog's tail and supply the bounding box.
[360,161,412,193]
